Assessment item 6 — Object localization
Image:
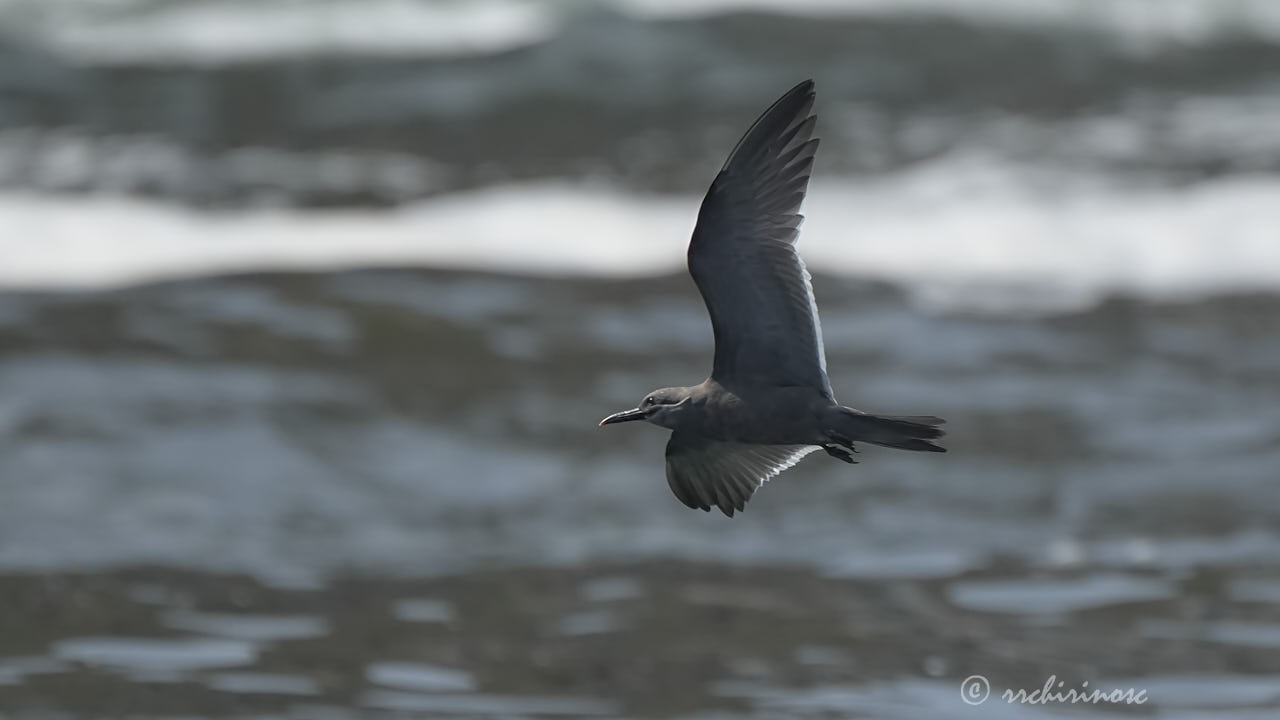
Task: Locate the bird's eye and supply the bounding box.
[644,396,656,407]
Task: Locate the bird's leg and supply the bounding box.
[826,431,858,453]
[823,444,858,464]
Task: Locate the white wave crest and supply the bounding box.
[3,156,1277,313]
[2,0,1279,64]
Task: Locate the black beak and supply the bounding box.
[599,408,645,427]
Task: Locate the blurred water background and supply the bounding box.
[2,0,1279,717]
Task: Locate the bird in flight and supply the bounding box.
[599,79,946,517]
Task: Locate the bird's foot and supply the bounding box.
[823,444,858,464]
[826,431,858,452]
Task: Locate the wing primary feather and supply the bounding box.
[773,137,820,176]
[772,116,818,160]
[720,80,816,173]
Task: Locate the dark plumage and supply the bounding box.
[600,80,946,517]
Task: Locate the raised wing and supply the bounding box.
[688,79,831,397]
[665,432,817,517]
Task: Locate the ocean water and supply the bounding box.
[1,1,1278,717]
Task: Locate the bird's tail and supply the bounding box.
[829,407,947,453]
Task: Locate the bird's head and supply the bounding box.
[599,387,694,430]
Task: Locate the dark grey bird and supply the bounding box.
[600,79,946,517]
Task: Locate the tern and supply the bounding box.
[600,80,946,516]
